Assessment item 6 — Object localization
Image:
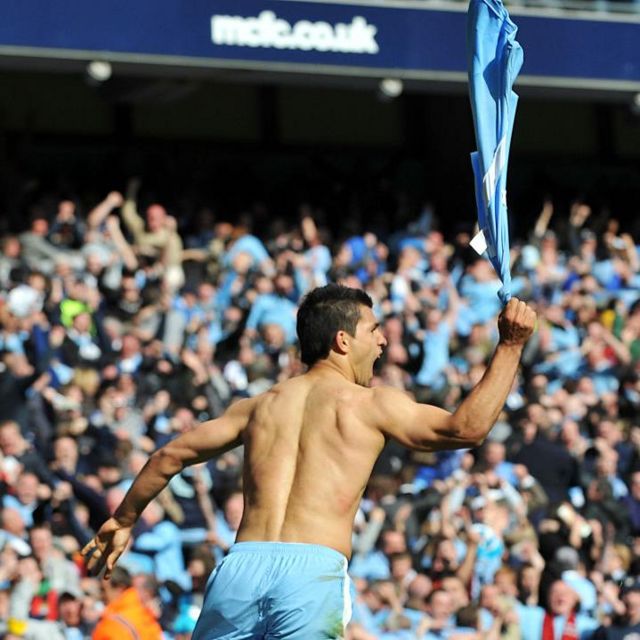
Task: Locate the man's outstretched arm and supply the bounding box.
[82,397,254,578]
[373,298,536,451]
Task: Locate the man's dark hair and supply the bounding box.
[110,566,132,589]
[29,209,49,226]
[389,551,413,565]
[296,284,373,367]
[456,605,479,629]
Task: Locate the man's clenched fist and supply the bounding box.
[498,298,536,347]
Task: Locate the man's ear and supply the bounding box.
[333,330,351,355]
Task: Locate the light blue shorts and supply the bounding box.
[192,541,354,639]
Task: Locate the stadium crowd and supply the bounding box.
[0,181,639,640]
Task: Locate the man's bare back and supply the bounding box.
[237,373,387,558]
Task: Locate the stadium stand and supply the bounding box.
[0,185,639,638]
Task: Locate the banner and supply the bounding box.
[0,0,638,89]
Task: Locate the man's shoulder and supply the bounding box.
[255,375,304,398]
[368,384,412,408]
[595,625,640,640]
[333,380,381,407]
[247,377,308,412]
[347,385,420,436]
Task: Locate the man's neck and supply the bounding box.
[311,359,355,384]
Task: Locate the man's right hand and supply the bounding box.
[106,191,124,208]
[126,177,141,199]
[498,298,536,347]
[81,517,133,580]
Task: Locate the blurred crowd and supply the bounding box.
[0,181,639,640]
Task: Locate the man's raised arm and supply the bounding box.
[82,397,254,579]
[372,298,535,451]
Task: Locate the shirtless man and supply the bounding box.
[83,284,536,639]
